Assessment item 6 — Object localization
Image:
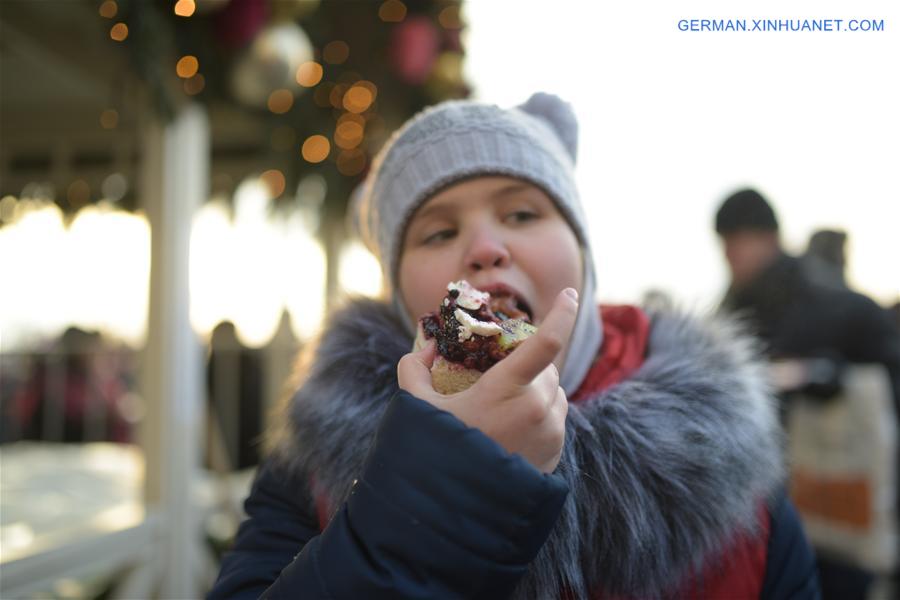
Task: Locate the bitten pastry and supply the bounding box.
[414,280,537,393]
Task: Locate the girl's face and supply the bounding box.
[398,176,583,328]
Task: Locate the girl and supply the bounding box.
[210,93,818,599]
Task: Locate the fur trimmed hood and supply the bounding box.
[268,298,783,599]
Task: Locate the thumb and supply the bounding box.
[490,288,579,387]
[397,338,437,398]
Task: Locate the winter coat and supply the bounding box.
[209,299,820,599]
[721,252,900,408]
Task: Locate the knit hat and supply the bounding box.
[715,188,779,234]
[353,93,602,395]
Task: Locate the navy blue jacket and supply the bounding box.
[209,391,819,599]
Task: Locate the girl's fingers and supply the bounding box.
[397,339,437,398]
[489,288,579,387]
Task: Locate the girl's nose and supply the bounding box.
[464,227,511,271]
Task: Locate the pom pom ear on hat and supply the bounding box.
[517,92,579,163]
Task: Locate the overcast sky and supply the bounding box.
[465,0,899,308]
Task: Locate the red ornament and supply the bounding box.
[214,0,270,50]
[389,16,440,85]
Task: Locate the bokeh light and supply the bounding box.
[260,169,286,198]
[282,219,327,341]
[66,180,91,209]
[174,0,196,17]
[438,5,463,29]
[313,82,335,107]
[183,74,205,95]
[101,173,129,202]
[342,83,375,113]
[301,135,330,163]
[176,55,199,79]
[334,120,364,150]
[378,0,407,23]
[190,182,327,346]
[0,202,150,349]
[267,89,294,114]
[339,240,383,297]
[323,40,350,65]
[110,23,128,42]
[98,1,117,19]
[100,109,119,129]
[296,61,324,87]
[67,207,151,345]
[336,149,367,176]
[329,83,348,109]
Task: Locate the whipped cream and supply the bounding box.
[454,308,502,341]
[448,280,490,311]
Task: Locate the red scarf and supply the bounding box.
[571,305,651,403]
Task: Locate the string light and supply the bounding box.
[99,1,117,19]
[334,120,364,150]
[313,82,335,107]
[357,79,378,98]
[176,55,199,78]
[323,41,350,65]
[438,5,463,29]
[174,0,196,17]
[343,82,376,113]
[336,149,366,176]
[100,109,119,129]
[110,23,128,42]
[302,136,330,163]
[101,173,129,202]
[267,89,294,114]
[260,170,286,198]
[67,180,91,209]
[296,61,324,87]
[184,74,205,95]
[337,112,366,127]
[329,84,348,109]
[378,0,406,23]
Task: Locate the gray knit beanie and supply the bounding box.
[353,92,602,395]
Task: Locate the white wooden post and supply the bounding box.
[139,103,208,599]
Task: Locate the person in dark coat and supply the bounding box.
[801,229,848,291]
[715,189,900,415]
[715,188,900,600]
[209,95,819,599]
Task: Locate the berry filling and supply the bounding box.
[420,284,533,373]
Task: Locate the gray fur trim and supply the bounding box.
[268,299,783,598]
[267,297,411,510]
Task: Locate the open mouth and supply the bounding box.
[480,286,533,323]
[514,297,534,322]
[420,280,538,372]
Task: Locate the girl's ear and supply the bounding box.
[518,92,579,164]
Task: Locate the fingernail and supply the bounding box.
[565,288,578,301]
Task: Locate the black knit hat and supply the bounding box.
[715,188,779,235]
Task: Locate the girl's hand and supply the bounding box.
[398,288,579,473]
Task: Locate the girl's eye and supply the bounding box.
[505,210,538,224]
[422,229,456,245]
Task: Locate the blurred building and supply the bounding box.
[0,0,467,597]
